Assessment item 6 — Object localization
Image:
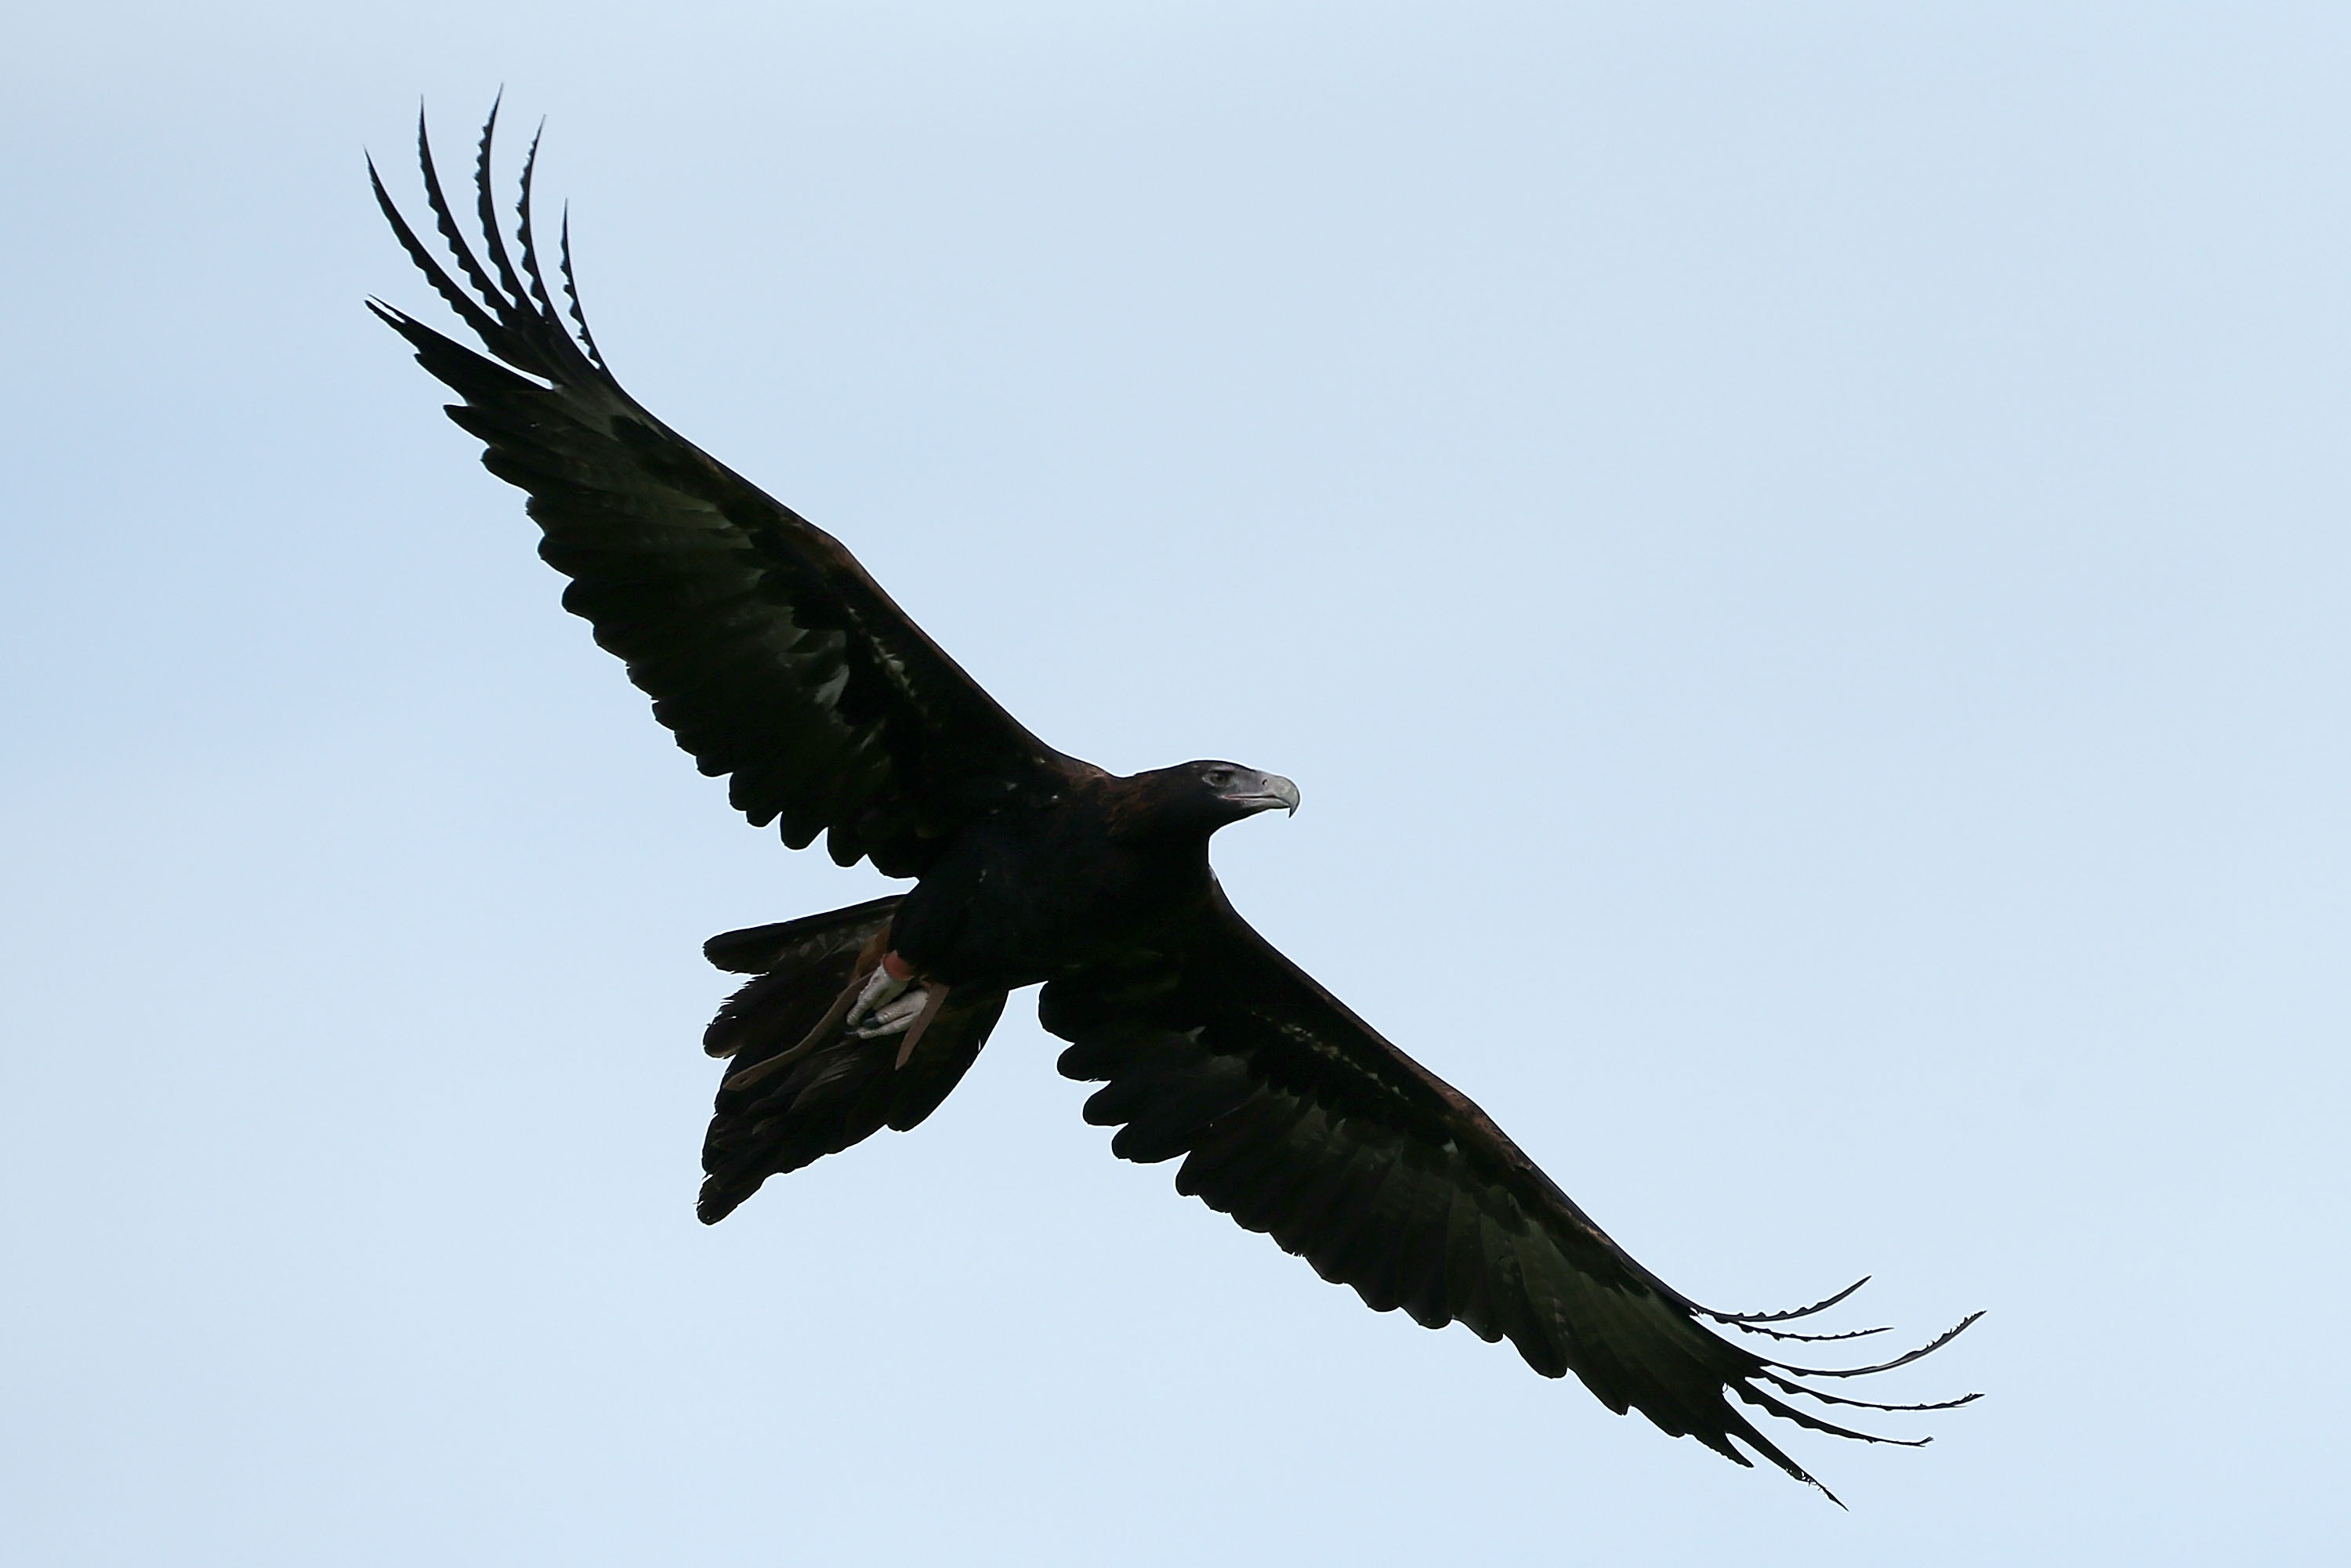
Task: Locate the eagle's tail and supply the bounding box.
[696,897,1006,1222]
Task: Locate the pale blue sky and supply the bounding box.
[5,3,2346,1563]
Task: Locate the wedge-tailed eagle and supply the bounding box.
[370,105,1976,1499]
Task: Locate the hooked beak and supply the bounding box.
[1230,773,1301,817]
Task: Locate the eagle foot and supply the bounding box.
[850,987,932,1038]
[844,958,914,1029]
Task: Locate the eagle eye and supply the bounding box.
[1203,768,1235,788]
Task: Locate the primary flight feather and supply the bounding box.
[371,104,1976,1499]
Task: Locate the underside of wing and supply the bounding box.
[1040,893,1978,1497]
[371,104,1086,875]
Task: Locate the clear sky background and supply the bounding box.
[5,3,2346,1563]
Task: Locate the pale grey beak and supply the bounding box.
[1231,773,1300,817]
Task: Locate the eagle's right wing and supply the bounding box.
[371,106,1089,877]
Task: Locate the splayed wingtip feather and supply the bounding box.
[1762,1310,1983,1378]
[1701,1275,1871,1325]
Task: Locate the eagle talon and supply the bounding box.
[850,987,930,1037]
[844,961,911,1028]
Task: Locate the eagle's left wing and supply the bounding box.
[1040,889,1976,1497]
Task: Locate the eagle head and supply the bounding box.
[1167,760,1301,826]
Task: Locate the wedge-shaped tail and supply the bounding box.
[698,897,1005,1222]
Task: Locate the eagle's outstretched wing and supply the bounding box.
[371,106,1087,876]
[1041,890,1978,1498]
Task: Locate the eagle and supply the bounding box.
[370,104,1976,1500]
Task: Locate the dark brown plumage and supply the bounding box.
[372,104,1977,1500]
